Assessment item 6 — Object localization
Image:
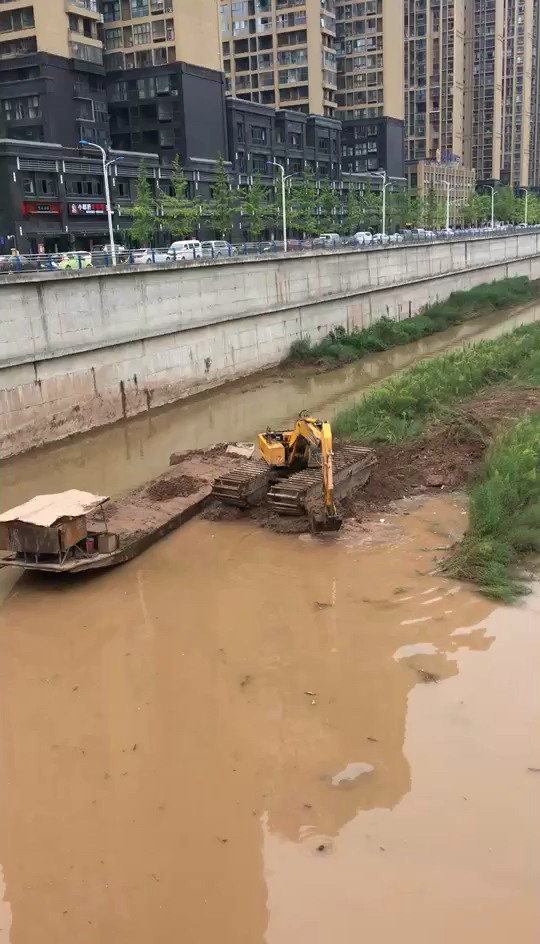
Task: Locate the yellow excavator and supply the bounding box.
[212,411,376,532]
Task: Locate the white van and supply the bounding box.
[167,240,202,261]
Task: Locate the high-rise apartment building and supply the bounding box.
[335,1,404,124]
[219,0,337,116]
[102,0,220,73]
[0,0,108,146]
[465,0,537,187]
[404,0,466,163]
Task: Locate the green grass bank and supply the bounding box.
[289,276,538,366]
[442,415,540,601]
[332,321,540,443]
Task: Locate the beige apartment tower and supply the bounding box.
[102,0,221,72]
[464,0,538,187]
[0,0,102,63]
[219,0,337,115]
[335,0,404,123]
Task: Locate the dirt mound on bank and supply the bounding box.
[145,474,200,502]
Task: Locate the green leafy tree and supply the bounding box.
[239,174,275,240]
[129,160,157,245]
[388,190,409,231]
[288,170,318,236]
[406,195,423,228]
[527,192,540,224]
[159,155,200,238]
[317,177,340,232]
[360,176,382,231]
[423,185,441,229]
[206,152,238,238]
[494,185,517,224]
[344,187,362,233]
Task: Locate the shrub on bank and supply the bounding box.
[332,321,540,443]
[442,415,540,601]
[288,276,538,365]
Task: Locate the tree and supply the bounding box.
[388,189,409,231]
[406,195,423,229]
[239,174,275,240]
[129,160,157,245]
[159,155,200,238]
[288,170,318,236]
[359,176,382,231]
[494,185,517,224]
[206,152,238,239]
[423,184,441,229]
[317,177,340,232]
[344,186,362,233]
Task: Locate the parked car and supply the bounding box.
[167,240,203,260]
[0,254,40,272]
[56,252,93,269]
[372,232,392,244]
[313,233,342,247]
[131,247,170,264]
[352,231,373,245]
[200,240,238,258]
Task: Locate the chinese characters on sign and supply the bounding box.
[68,202,106,216]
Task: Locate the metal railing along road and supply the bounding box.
[1,225,538,275]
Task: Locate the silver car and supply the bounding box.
[200,240,238,258]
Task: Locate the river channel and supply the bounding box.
[0,304,539,943]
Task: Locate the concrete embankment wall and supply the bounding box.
[1,232,540,458]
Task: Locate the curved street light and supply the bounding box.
[79,140,123,265]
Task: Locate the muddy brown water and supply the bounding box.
[1,305,539,943]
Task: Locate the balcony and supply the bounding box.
[69,39,104,64]
[65,0,102,19]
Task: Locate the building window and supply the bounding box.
[22,177,34,195]
[137,76,156,98]
[251,125,267,144]
[236,121,244,141]
[117,180,131,197]
[69,41,103,64]
[95,101,109,122]
[288,131,301,147]
[0,6,35,33]
[159,128,174,146]
[131,0,149,16]
[76,98,95,121]
[133,22,152,44]
[103,1,121,21]
[105,27,123,48]
[109,80,127,101]
[155,74,171,93]
[0,35,37,58]
[252,153,268,173]
[3,94,40,120]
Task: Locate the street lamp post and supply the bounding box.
[79,140,121,265]
[520,187,529,226]
[485,185,496,229]
[267,160,297,251]
[371,170,388,236]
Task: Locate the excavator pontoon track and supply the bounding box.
[211,460,271,508]
[267,444,376,516]
[211,444,375,515]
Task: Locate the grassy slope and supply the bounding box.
[442,415,540,601]
[332,322,540,443]
[289,277,538,365]
[332,321,540,602]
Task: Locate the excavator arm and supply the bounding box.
[287,413,341,529]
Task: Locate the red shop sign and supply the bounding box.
[21,201,61,215]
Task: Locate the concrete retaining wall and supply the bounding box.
[1,232,539,458]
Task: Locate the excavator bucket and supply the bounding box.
[309,509,344,533]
